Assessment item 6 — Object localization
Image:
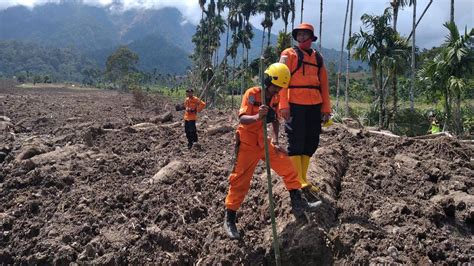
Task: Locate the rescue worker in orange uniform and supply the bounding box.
[183,89,206,149]
[279,23,332,199]
[223,63,322,240]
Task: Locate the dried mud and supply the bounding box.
[0,85,472,264]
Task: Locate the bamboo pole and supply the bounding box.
[259,57,281,266]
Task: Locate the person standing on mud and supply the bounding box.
[428,112,441,134]
[223,63,322,240]
[278,23,332,200]
[183,89,206,149]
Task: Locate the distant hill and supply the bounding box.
[0,1,366,79]
[0,40,96,82]
[111,7,196,52]
[0,4,117,51]
[0,3,195,76]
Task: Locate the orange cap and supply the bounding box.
[292,23,318,42]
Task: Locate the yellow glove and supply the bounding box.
[323,119,333,128]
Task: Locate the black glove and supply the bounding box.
[266,108,276,124]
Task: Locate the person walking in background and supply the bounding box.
[278,23,332,200]
[183,89,206,149]
[223,63,322,240]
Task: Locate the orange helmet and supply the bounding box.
[292,23,318,42]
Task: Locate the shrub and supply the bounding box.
[392,108,430,137]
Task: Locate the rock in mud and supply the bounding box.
[207,125,234,136]
[83,126,103,146]
[0,121,14,132]
[15,146,45,161]
[20,159,37,171]
[150,111,173,123]
[0,115,11,122]
[131,122,157,130]
[150,160,185,185]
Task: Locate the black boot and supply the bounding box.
[289,189,322,219]
[302,185,321,202]
[223,209,240,239]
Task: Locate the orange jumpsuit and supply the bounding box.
[183,96,206,148]
[225,87,302,211]
[184,96,206,121]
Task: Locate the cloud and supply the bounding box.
[0,0,472,49]
[0,0,202,23]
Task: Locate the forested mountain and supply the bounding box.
[0,1,364,80]
[0,4,117,51]
[0,2,196,77]
[0,40,96,81]
[111,7,196,52]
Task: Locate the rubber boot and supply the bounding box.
[289,189,322,219]
[223,209,240,239]
[290,156,307,188]
[301,155,311,186]
[301,155,321,201]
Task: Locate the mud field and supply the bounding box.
[0,83,473,264]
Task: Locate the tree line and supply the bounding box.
[189,0,473,136]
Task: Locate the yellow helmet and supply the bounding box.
[264,63,291,88]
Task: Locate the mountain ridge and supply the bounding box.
[0,2,365,78]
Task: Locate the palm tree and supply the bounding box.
[240,0,257,97]
[410,0,416,111]
[210,15,226,67]
[344,0,354,117]
[199,0,207,22]
[450,0,454,23]
[319,0,323,51]
[300,0,304,23]
[390,0,414,32]
[281,0,291,34]
[289,0,296,46]
[407,0,433,41]
[214,0,226,66]
[419,22,473,134]
[349,8,399,128]
[384,37,411,127]
[335,0,350,114]
[390,0,413,117]
[290,0,296,34]
[258,0,281,49]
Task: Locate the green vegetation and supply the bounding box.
[0,40,96,82]
[188,0,472,137]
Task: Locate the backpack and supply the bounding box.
[291,46,324,79]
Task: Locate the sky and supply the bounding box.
[0,0,473,50]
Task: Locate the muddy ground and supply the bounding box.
[0,83,473,265]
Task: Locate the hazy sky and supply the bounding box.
[1,0,473,50]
